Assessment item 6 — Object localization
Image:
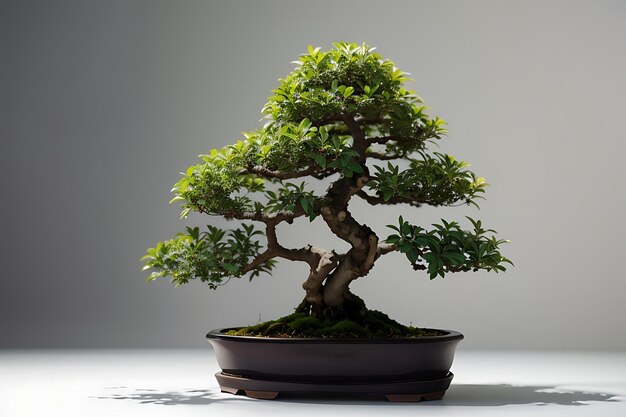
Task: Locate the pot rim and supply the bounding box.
[206,328,463,344]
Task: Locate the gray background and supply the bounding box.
[1,0,625,350]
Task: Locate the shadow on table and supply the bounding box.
[436,384,623,407]
[93,387,251,405]
[94,384,623,407]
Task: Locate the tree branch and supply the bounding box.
[242,222,321,272]
[364,151,400,160]
[311,168,339,180]
[377,243,397,257]
[207,207,306,224]
[240,249,275,273]
[365,135,400,145]
[342,114,367,160]
[310,114,344,127]
[355,115,383,125]
[311,114,383,128]
[240,165,320,180]
[242,222,339,309]
[355,190,423,207]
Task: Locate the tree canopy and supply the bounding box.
[142,43,511,311]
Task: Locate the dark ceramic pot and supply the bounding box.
[207,328,463,401]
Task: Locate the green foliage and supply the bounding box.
[143,42,511,294]
[171,120,340,219]
[367,152,488,207]
[264,43,434,126]
[386,217,513,279]
[380,105,447,158]
[170,43,448,220]
[170,159,261,219]
[264,181,319,221]
[263,42,446,154]
[141,224,276,288]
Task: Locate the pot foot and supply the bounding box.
[219,384,279,400]
[219,385,240,395]
[244,390,279,400]
[385,390,445,402]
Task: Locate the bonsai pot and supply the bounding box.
[143,43,511,404]
[207,328,463,402]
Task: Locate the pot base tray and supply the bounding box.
[215,371,453,402]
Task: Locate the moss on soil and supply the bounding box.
[226,310,445,338]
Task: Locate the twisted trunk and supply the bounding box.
[317,174,379,314]
[292,174,381,319]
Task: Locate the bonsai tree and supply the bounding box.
[142,43,511,336]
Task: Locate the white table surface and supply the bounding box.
[1,349,625,417]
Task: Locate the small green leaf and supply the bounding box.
[169,196,185,204]
[385,234,400,244]
[347,161,364,173]
[407,249,419,263]
[223,263,239,273]
[319,126,329,141]
[314,154,327,168]
[400,220,411,235]
[300,196,311,213]
[444,252,466,265]
[179,208,191,219]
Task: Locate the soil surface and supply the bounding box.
[226,310,446,338]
